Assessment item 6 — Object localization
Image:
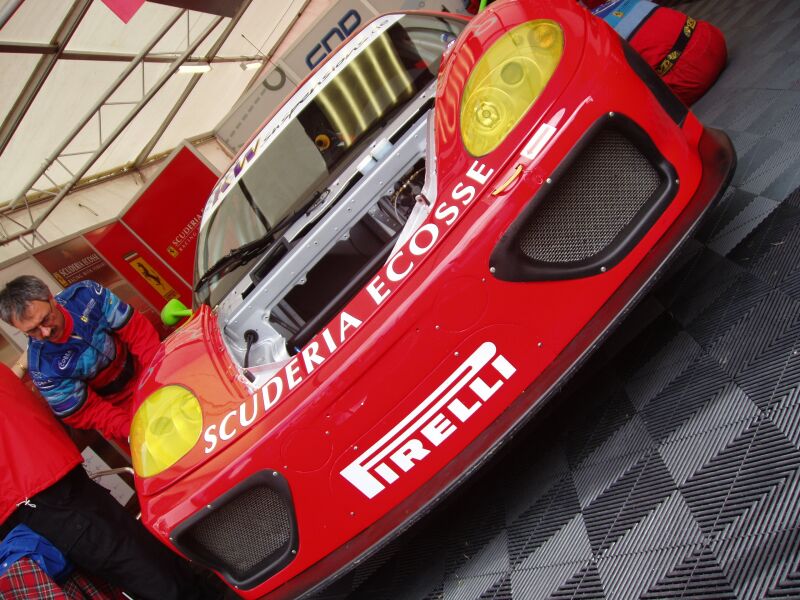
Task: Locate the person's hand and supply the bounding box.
[12,351,27,378]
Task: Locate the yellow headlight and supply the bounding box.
[461,20,564,157]
[130,385,203,477]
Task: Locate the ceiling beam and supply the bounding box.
[0,41,263,64]
[0,0,24,30]
[5,9,187,213]
[61,51,264,63]
[0,0,91,157]
[0,41,58,54]
[133,0,254,167]
[0,13,225,245]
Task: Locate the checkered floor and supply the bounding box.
[311,1,800,598]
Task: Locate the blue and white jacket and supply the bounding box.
[28,280,133,419]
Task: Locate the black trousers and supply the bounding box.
[4,466,218,600]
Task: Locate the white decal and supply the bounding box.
[340,342,516,498]
[82,298,96,322]
[367,160,492,305]
[202,311,362,453]
[58,350,76,371]
[521,123,557,162]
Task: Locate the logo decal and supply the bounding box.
[341,342,516,498]
[82,298,96,324]
[58,350,76,371]
[201,310,364,454]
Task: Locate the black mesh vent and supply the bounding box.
[182,485,292,580]
[518,128,660,264]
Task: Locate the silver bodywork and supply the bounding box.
[218,86,435,385]
[194,12,466,387]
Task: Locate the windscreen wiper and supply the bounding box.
[194,233,276,292]
[195,188,330,292]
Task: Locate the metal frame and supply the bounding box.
[133,0,254,167]
[0,42,262,64]
[0,1,257,246]
[0,0,92,158]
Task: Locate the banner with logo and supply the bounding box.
[33,235,169,336]
[34,237,119,288]
[121,144,218,286]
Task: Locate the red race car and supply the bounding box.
[129,1,735,598]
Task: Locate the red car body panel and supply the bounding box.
[134,1,735,598]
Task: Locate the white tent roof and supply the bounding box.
[0,0,311,251]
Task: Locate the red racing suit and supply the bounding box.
[0,364,83,525]
[28,281,160,444]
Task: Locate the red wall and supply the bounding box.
[121,146,218,286]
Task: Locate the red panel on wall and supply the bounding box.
[122,146,217,285]
[85,223,192,314]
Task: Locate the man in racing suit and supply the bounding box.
[0,275,159,444]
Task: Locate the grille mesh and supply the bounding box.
[185,485,292,579]
[519,128,660,264]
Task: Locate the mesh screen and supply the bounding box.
[518,128,660,263]
[186,486,292,578]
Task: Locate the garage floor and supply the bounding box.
[311,0,800,598]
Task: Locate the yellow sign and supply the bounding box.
[123,253,178,300]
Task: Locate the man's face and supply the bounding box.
[11,298,66,342]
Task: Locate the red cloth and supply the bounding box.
[61,310,160,445]
[630,6,728,105]
[0,364,82,526]
[0,557,125,599]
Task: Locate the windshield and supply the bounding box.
[195,13,464,305]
